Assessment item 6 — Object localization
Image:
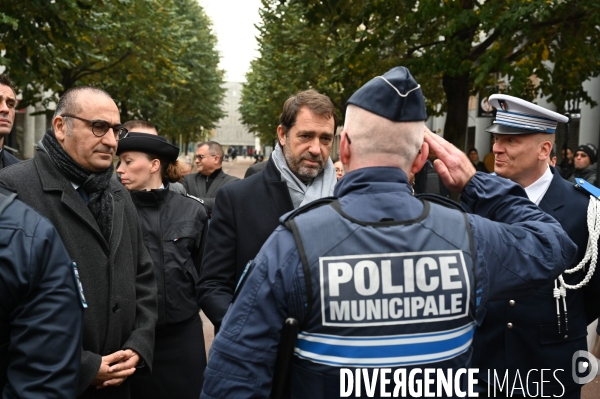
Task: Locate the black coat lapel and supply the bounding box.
[538,168,564,221]
[263,158,294,216]
[36,154,108,250]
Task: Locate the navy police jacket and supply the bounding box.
[0,188,83,398]
[201,167,576,399]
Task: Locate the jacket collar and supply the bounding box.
[538,166,565,216]
[334,167,412,198]
[130,184,171,207]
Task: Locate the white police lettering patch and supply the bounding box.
[319,251,470,327]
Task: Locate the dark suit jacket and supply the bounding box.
[1,148,19,169]
[244,161,267,178]
[0,151,158,398]
[198,158,293,328]
[472,167,594,394]
[182,169,239,213]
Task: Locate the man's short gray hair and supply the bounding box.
[198,141,224,162]
[344,105,423,171]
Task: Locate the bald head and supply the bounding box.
[341,105,424,173]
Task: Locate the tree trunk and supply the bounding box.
[120,102,128,122]
[442,73,471,151]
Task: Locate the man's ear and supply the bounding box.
[53,116,67,143]
[539,140,552,160]
[277,125,287,147]
[340,131,350,166]
[411,142,429,175]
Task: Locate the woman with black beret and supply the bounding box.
[116,133,208,399]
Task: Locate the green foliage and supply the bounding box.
[241,0,600,147]
[0,0,225,146]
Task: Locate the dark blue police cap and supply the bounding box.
[347,66,427,122]
[116,132,179,162]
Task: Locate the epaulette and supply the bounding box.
[281,196,337,222]
[185,194,204,204]
[574,178,600,199]
[416,192,467,213]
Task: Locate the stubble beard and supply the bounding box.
[283,144,324,184]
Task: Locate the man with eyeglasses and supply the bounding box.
[182,141,239,214]
[0,74,20,169]
[0,86,158,399]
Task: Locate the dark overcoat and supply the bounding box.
[182,170,239,213]
[0,150,158,399]
[198,158,293,328]
[472,167,597,396]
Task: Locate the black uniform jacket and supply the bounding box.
[129,186,207,327]
[198,157,293,328]
[472,167,598,395]
[0,150,158,399]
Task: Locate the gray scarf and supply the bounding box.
[271,144,336,208]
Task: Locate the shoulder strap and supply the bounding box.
[575,178,600,199]
[284,218,313,318]
[0,187,17,217]
[281,197,336,319]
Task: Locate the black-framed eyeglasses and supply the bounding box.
[195,154,215,160]
[61,114,128,140]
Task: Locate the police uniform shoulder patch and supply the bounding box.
[575,178,600,199]
[282,196,337,222]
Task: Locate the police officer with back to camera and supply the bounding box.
[471,94,600,398]
[200,66,577,399]
[0,187,83,398]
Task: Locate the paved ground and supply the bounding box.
[201,156,600,397]
[221,156,258,179]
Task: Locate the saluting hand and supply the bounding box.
[423,127,476,192]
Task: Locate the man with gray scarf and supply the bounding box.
[198,89,337,332]
[0,86,157,398]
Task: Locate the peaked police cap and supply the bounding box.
[486,94,568,135]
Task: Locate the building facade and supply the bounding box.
[210,82,260,157]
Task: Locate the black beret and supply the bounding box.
[576,143,597,164]
[116,132,179,162]
[347,66,427,122]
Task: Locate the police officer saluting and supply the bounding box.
[471,94,600,398]
[201,67,577,399]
